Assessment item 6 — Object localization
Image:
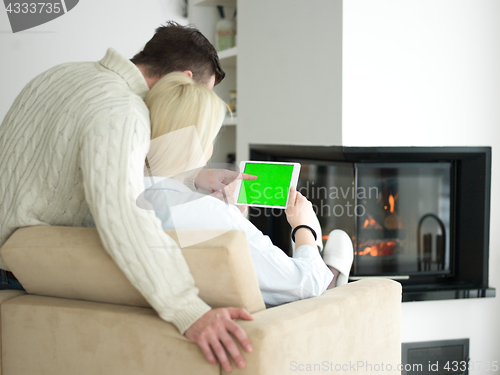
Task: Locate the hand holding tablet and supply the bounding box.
[234,161,301,209]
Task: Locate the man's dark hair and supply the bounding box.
[131,21,225,85]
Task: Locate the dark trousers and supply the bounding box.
[0,269,24,290]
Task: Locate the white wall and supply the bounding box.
[237,0,343,161]
[0,0,187,120]
[343,1,500,370]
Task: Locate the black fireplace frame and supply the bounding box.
[249,145,495,302]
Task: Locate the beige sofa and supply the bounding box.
[0,226,401,375]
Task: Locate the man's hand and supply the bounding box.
[184,307,254,372]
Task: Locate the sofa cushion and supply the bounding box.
[0,226,265,313]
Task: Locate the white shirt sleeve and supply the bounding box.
[147,179,333,306]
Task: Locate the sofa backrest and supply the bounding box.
[0,226,265,313]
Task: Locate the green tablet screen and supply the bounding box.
[237,163,294,207]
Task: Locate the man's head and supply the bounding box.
[131,21,225,88]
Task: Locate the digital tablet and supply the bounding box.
[235,161,301,209]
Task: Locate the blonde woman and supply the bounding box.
[143,73,354,306]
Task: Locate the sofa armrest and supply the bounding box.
[232,278,402,375]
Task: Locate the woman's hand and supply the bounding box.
[285,187,319,250]
[285,187,317,228]
[212,182,248,215]
[195,169,253,215]
[195,169,257,193]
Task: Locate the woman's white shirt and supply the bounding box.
[143,176,333,306]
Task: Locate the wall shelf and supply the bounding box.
[218,47,237,67]
[193,0,236,7]
[223,116,237,126]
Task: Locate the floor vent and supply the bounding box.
[402,339,469,375]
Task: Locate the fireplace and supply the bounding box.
[248,146,495,302]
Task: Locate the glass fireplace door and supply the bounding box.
[353,163,452,277]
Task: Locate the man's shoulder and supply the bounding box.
[31,60,97,84]
[15,53,150,138]
[25,60,137,104]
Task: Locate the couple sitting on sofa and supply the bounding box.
[142,72,354,306]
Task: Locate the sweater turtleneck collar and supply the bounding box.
[99,48,150,100]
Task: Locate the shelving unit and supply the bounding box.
[189,0,238,165]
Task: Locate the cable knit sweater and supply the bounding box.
[0,48,211,333]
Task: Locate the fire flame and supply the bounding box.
[387,192,398,213]
[388,194,394,213]
[363,214,379,229]
[355,241,397,256]
[358,246,377,256]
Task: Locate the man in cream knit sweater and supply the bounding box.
[0,22,253,372]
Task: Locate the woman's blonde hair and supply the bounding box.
[145,72,226,177]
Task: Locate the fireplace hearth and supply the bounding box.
[248,146,495,302]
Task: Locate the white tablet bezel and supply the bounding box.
[234,161,301,209]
